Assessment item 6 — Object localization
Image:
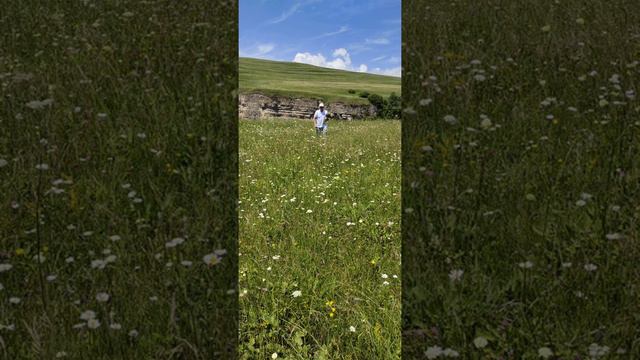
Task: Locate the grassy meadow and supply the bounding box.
[240,58,401,104]
[0,1,237,358]
[239,119,401,359]
[403,0,640,358]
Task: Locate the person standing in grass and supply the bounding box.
[313,102,329,135]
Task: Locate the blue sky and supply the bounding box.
[240,0,401,77]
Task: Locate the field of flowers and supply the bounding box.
[239,119,401,359]
[403,0,640,358]
[0,1,237,358]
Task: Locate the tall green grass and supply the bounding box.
[403,0,640,358]
[239,119,401,359]
[0,1,237,358]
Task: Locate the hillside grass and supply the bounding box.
[239,119,401,359]
[403,0,640,358]
[239,57,401,104]
[0,1,237,358]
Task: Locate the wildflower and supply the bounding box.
[165,237,185,248]
[425,346,443,359]
[538,347,553,358]
[292,290,302,297]
[87,318,100,329]
[0,159,7,167]
[46,275,57,282]
[271,353,278,359]
[181,260,193,267]
[109,235,121,241]
[443,348,460,357]
[0,263,12,272]
[584,263,598,272]
[443,115,458,125]
[96,292,110,302]
[449,269,464,281]
[474,74,486,82]
[55,351,68,358]
[519,261,534,269]
[9,297,21,304]
[110,323,122,330]
[35,163,49,170]
[480,118,492,129]
[349,326,356,332]
[203,253,221,266]
[128,329,139,338]
[473,336,488,348]
[80,310,96,321]
[576,199,587,207]
[588,343,610,358]
[541,25,551,32]
[26,98,54,110]
[525,193,536,201]
[272,255,281,260]
[419,98,432,106]
[91,259,106,269]
[606,233,623,240]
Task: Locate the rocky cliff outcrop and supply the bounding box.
[239,93,377,120]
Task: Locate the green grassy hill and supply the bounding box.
[239,57,401,104]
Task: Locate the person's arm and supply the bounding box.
[312,111,317,127]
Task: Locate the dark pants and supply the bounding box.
[315,125,326,135]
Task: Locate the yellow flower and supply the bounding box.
[15,248,25,256]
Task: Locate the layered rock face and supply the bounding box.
[239,93,377,120]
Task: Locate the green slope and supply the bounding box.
[239,57,401,104]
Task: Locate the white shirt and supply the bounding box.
[314,109,328,127]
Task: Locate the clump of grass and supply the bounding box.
[239,119,401,359]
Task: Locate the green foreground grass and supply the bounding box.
[239,119,401,359]
[0,1,237,358]
[403,0,640,358]
[240,58,401,104]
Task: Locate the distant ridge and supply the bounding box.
[239,57,401,104]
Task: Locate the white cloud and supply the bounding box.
[240,43,276,59]
[372,66,401,77]
[387,56,401,64]
[365,37,390,45]
[332,48,349,58]
[268,2,302,24]
[293,48,401,77]
[293,52,327,67]
[310,25,349,40]
[267,0,321,24]
[257,43,275,55]
[293,47,352,70]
